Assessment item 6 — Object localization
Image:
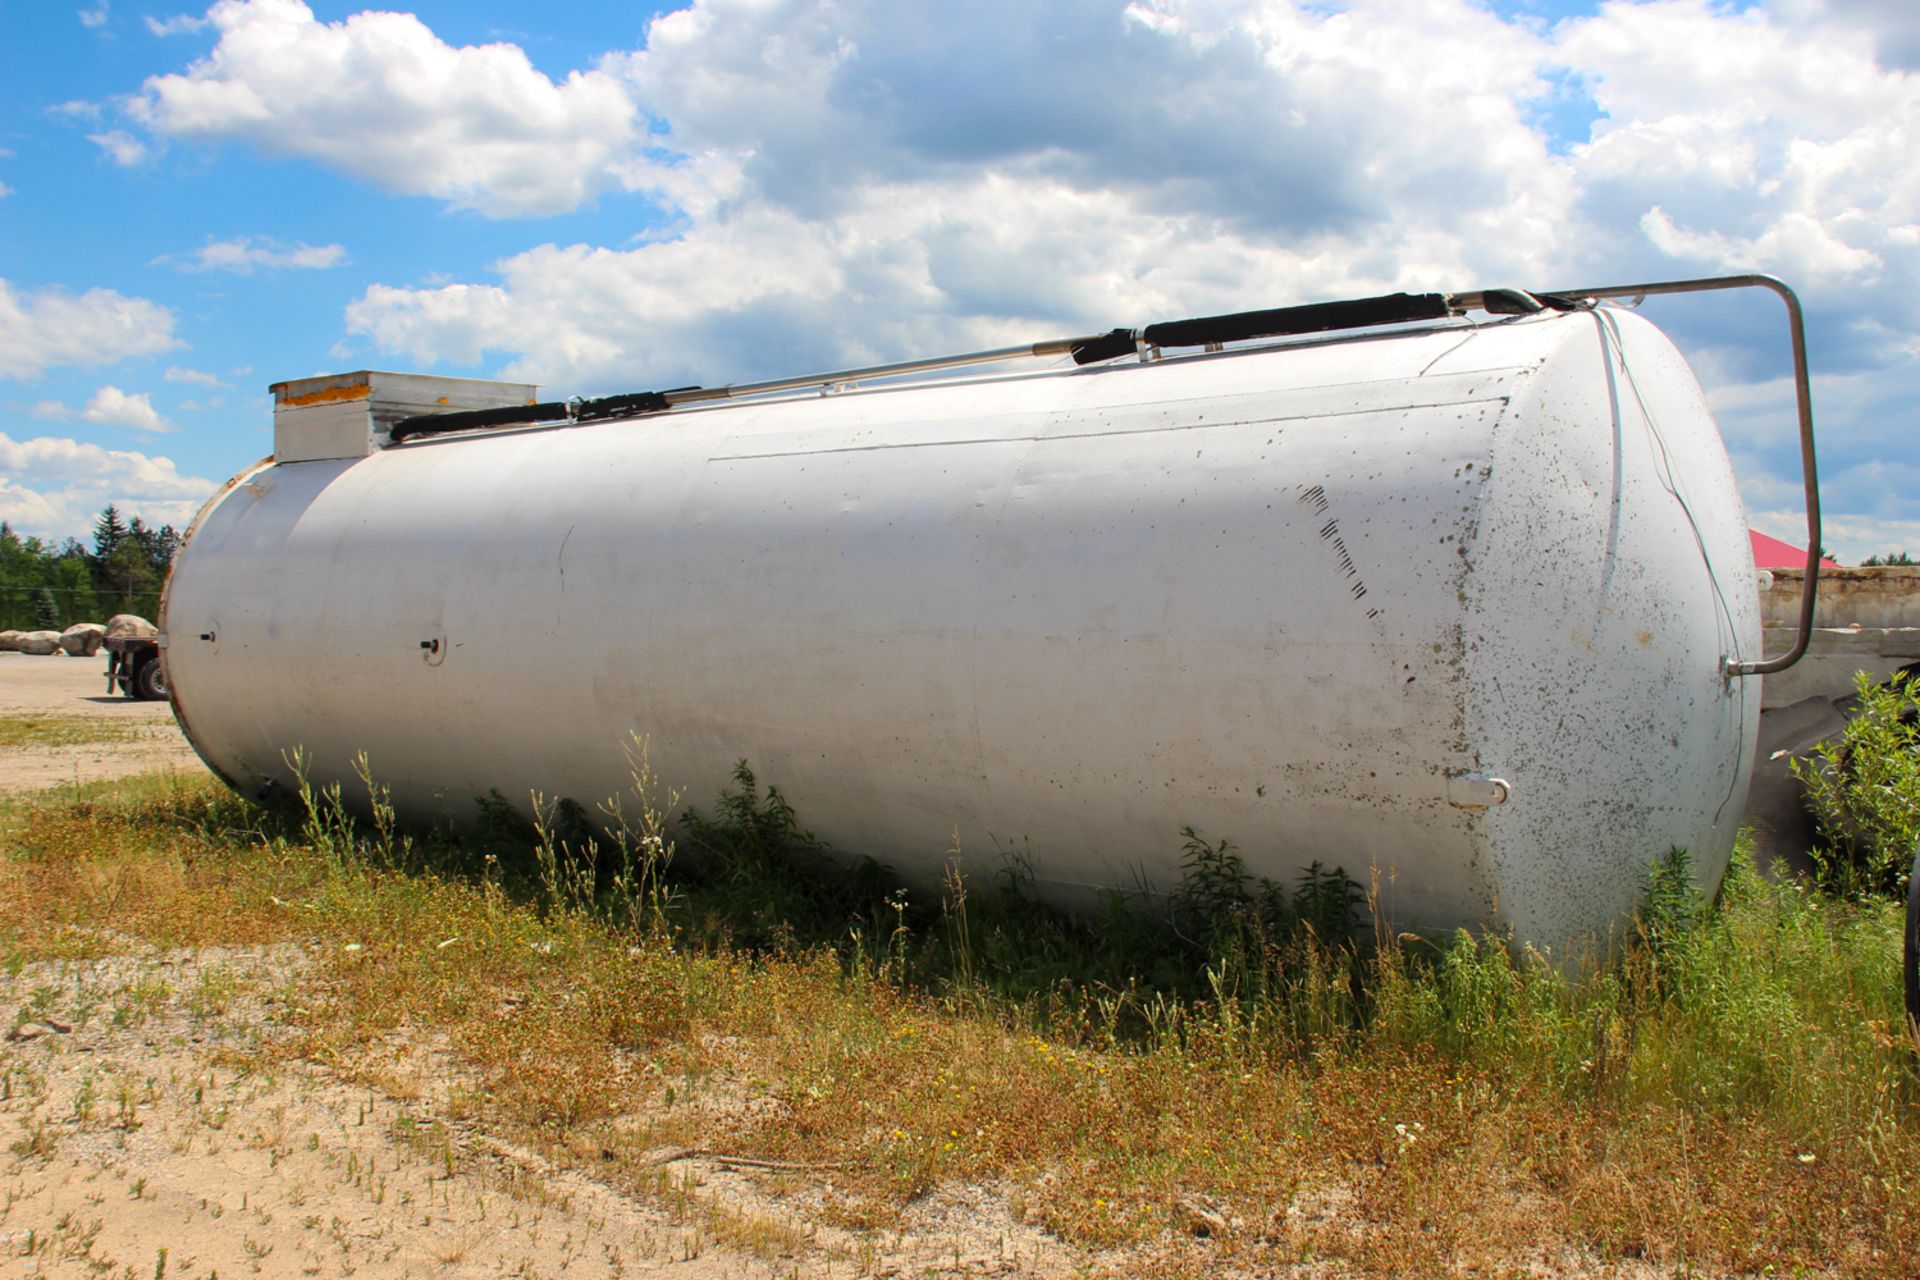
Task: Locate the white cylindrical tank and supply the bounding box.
[162,306,1762,947]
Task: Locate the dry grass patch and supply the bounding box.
[0,713,154,750]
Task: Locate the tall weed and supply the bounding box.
[1793,669,1920,897]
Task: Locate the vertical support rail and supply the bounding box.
[1540,275,1821,678]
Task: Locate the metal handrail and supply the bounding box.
[388,337,1112,442]
[659,337,1101,408]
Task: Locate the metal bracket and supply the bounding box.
[1446,771,1512,809]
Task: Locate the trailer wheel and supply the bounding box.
[133,656,169,701]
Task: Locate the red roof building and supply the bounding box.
[1749,529,1840,570]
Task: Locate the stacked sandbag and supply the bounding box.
[0,630,24,652]
[17,631,63,655]
[105,614,158,640]
[59,622,108,657]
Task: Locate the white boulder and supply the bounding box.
[18,630,63,656]
[105,614,159,640]
[58,623,107,657]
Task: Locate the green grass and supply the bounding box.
[2,764,1916,1276]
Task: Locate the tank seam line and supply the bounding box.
[707,393,1514,462]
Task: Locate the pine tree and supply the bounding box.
[33,586,58,630]
[92,505,128,562]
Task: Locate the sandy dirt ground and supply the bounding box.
[0,946,745,1278]
[0,655,207,795]
[0,945,1076,1279]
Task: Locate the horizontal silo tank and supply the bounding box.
[160,305,1763,949]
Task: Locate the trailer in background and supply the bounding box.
[104,633,168,701]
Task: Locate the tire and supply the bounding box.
[132,656,169,701]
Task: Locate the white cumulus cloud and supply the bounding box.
[0,278,180,381]
[145,11,209,35]
[127,0,646,217]
[1793,0,1920,69]
[160,235,346,273]
[31,386,175,434]
[1560,0,1920,322]
[0,432,216,543]
[163,366,226,387]
[350,0,1578,388]
[89,130,151,166]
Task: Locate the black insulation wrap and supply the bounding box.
[1070,292,1455,366]
[387,385,700,443]
[388,401,570,443]
[572,389,675,422]
[1479,289,1586,315]
[1143,292,1452,350]
[1070,329,1138,366]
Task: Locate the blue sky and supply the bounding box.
[1,0,1915,559]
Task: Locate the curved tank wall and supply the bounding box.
[161,307,1761,948]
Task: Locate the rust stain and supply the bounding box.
[1636,629,1654,646]
[280,384,370,408]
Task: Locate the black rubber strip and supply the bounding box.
[1142,292,1452,350]
[1479,289,1545,315]
[1070,293,1454,366]
[389,384,701,442]
[1070,328,1139,366]
[389,401,570,443]
[572,390,674,422]
[1480,289,1586,315]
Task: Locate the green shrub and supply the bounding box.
[1791,670,1920,897]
